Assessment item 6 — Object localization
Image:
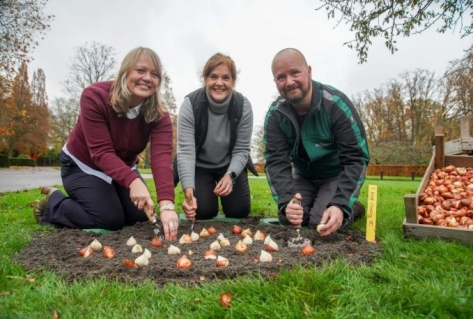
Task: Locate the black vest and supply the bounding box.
[173,88,258,186]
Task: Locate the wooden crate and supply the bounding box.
[403,133,473,245]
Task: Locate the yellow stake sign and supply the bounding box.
[366,185,378,243]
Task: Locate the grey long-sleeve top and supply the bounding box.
[177,90,253,190]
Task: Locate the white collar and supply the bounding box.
[126,102,143,119]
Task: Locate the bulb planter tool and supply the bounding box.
[287,197,311,248]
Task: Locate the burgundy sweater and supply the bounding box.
[67,81,174,203]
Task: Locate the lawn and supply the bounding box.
[0,176,472,318]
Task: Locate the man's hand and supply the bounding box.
[317,205,344,237]
[285,193,304,225]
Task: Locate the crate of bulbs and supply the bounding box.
[403,131,473,245]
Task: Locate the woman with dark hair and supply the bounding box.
[177,53,253,221]
[34,47,179,240]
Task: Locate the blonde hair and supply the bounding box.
[110,47,165,123]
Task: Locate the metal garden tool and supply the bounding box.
[287,197,311,248]
[145,206,161,235]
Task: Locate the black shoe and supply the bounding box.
[337,201,365,232]
[33,187,58,224]
[352,201,366,221]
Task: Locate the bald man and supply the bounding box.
[263,48,369,237]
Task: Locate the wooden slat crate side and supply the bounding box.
[403,220,473,245]
[444,155,473,168]
[404,194,417,224]
[445,137,473,155]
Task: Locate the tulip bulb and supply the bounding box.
[207,226,217,235]
[90,239,102,251]
[200,228,210,238]
[235,240,248,253]
[191,231,200,242]
[135,253,149,266]
[265,239,278,252]
[131,244,143,253]
[241,228,252,238]
[179,234,193,244]
[79,245,94,258]
[123,259,138,268]
[176,255,193,269]
[167,244,181,255]
[220,292,232,308]
[264,235,272,245]
[300,242,315,255]
[242,235,253,245]
[150,236,163,248]
[209,240,221,250]
[126,236,137,246]
[253,230,265,241]
[316,224,325,233]
[217,233,225,241]
[216,255,229,267]
[232,225,242,234]
[204,249,217,260]
[259,250,272,262]
[219,237,231,247]
[102,246,115,259]
[144,248,152,259]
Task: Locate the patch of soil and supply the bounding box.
[14,218,381,287]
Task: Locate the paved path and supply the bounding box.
[0,168,63,192]
[0,167,262,192]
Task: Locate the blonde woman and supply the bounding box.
[35,47,179,240]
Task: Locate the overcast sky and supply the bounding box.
[29,0,472,128]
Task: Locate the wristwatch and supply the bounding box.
[160,203,175,212]
[225,171,236,184]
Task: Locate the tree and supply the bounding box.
[48,97,79,150]
[140,71,178,168]
[28,68,50,157]
[251,125,265,163]
[4,63,33,156]
[63,42,117,98]
[0,73,14,154]
[162,71,178,157]
[316,0,473,63]
[0,0,54,77]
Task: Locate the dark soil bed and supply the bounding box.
[14,217,381,287]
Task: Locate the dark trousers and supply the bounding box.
[278,173,339,228]
[41,152,147,230]
[194,166,251,219]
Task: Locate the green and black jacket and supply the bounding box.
[263,80,370,217]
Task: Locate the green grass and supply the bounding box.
[0,177,472,318]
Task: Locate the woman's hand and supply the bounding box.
[160,207,179,241]
[182,188,197,221]
[129,178,154,212]
[214,174,233,197]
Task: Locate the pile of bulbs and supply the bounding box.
[77,223,316,269]
[417,165,473,229]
